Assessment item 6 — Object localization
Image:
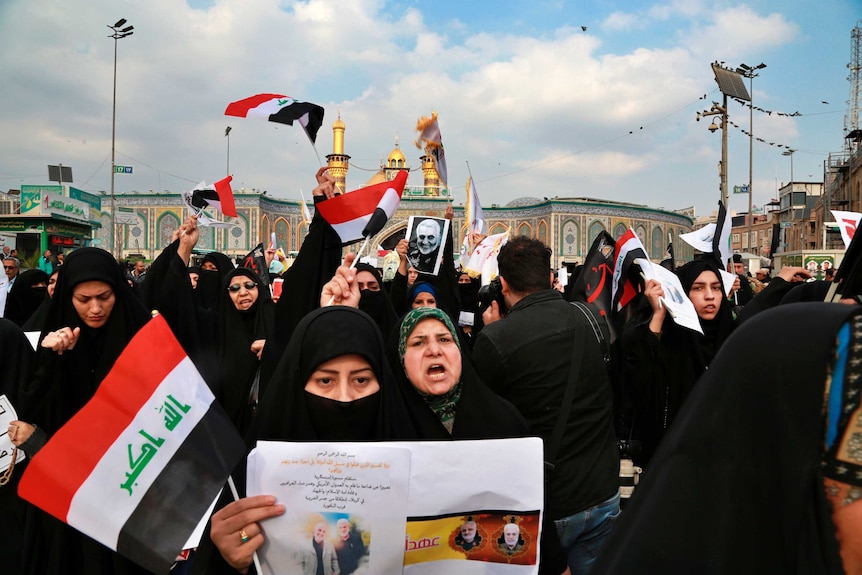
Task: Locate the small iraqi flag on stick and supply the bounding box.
[316,170,408,246]
[18,315,246,575]
[225,93,325,144]
[188,175,237,218]
[611,228,649,311]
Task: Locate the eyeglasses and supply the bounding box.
[227,281,258,293]
[3,265,15,270]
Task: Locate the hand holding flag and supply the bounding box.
[182,176,236,227]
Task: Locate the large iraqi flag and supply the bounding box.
[225,93,325,144]
[18,315,246,574]
[316,170,408,245]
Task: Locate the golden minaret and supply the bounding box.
[326,113,350,194]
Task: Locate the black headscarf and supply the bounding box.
[675,259,735,345]
[20,247,151,433]
[4,268,48,327]
[21,270,58,332]
[196,251,235,310]
[594,303,855,574]
[214,267,274,435]
[253,306,420,443]
[354,262,399,335]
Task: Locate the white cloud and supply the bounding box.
[0,0,846,219]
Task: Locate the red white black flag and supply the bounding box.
[316,171,408,245]
[225,93,325,144]
[18,315,246,574]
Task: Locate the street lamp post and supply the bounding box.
[697,98,729,206]
[108,18,134,259]
[783,149,795,252]
[737,62,766,255]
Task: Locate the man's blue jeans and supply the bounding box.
[554,490,620,575]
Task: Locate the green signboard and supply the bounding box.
[20,185,62,213]
[70,187,102,209]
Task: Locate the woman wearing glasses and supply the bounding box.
[214,267,275,435]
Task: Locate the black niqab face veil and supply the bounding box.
[252,306,420,443]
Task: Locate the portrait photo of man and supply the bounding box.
[453,517,483,552]
[497,522,525,555]
[406,216,449,276]
[294,521,340,575]
[332,517,367,575]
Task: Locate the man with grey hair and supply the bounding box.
[332,518,365,574]
[4,257,20,292]
[296,521,340,575]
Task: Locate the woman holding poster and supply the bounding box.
[391,306,569,574]
[621,259,736,468]
[197,304,421,574]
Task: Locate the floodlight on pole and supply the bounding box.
[697,101,728,205]
[108,18,134,259]
[737,62,766,255]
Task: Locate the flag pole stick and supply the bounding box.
[180,205,207,237]
[324,237,369,306]
[227,476,263,575]
[465,160,475,251]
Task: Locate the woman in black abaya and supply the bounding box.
[11,247,152,575]
[214,267,274,435]
[193,305,420,574]
[621,258,735,467]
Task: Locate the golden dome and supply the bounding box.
[333,117,345,130]
[363,170,387,186]
[388,146,406,163]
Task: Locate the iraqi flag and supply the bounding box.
[611,228,648,311]
[225,93,325,144]
[316,170,407,246]
[18,315,246,575]
[187,175,237,218]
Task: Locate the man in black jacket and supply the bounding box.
[472,237,620,575]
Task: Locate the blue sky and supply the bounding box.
[0,0,857,220]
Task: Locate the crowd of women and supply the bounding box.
[2,165,861,575]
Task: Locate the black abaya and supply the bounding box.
[592,302,855,574]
